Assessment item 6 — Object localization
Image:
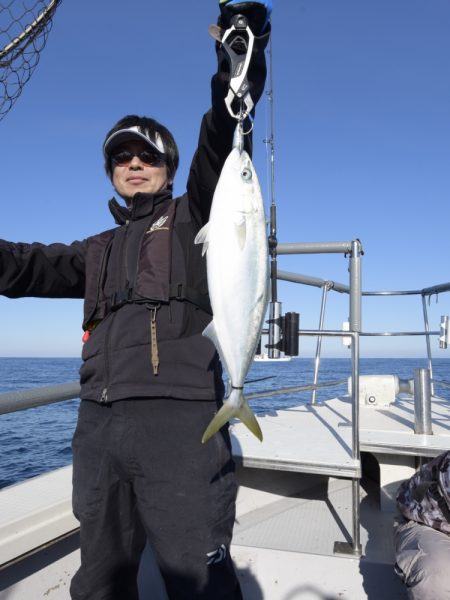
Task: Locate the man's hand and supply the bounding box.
[219,0,272,35]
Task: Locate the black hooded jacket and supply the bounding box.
[0,27,269,403]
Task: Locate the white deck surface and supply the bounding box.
[231,400,360,477]
[0,466,78,566]
[232,467,408,599]
[231,394,450,477]
[2,391,447,598]
[0,468,408,600]
[232,545,406,600]
[360,394,450,455]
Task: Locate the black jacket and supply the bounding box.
[0,28,269,403]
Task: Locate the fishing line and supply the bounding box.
[245,375,276,384]
[264,32,276,218]
[263,26,283,358]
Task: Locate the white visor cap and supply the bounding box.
[103,125,166,158]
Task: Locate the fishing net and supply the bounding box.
[0,0,62,121]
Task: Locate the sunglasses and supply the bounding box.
[110,150,165,167]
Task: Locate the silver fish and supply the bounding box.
[194,130,269,443]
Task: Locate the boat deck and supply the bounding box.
[2,392,449,599]
[0,466,409,600]
[232,397,360,478]
[232,467,408,599]
[232,546,405,600]
[231,393,450,474]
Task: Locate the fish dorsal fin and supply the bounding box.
[194,223,210,256]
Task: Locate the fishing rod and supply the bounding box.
[218,9,299,358]
[264,32,281,358]
[264,25,299,359]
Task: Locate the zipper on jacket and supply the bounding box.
[124,219,130,290]
[132,214,153,299]
[101,221,130,403]
[84,237,113,328]
[100,312,114,403]
[114,220,130,294]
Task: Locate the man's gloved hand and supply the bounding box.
[219,0,272,35]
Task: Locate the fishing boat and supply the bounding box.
[254,352,291,362]
[1,2,449,599]
[1,240,449,599]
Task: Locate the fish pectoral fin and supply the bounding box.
[202,320,218,345]
[234,217,246,250]
[202,321,228,370]
[194,223,210,256]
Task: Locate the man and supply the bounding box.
[394,450,450,600]
[0,2,271,598]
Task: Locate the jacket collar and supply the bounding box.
[108,190,172,225]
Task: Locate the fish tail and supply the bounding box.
[201,390,263,444]
[238,398,263,442]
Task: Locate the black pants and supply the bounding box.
[70,398,242,600]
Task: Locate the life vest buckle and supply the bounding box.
[110,288,134,311]
[175,283,185,300]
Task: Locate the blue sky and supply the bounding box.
[0,0,449,358]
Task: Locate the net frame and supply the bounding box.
[0,0,62,121]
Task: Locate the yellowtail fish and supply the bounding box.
[195,125,269,443]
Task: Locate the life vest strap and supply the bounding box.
[106,284,212,315]
[169,283,212,315]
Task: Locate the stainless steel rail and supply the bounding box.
[278,242,353,255]
[274,239,363,556]
[1,240,447,559]
[0,378,351,416]
[273,243,449,556]
[276,267,449,399]
[0,382,80,415]
[414,369,433,435]
[247,379,348,401]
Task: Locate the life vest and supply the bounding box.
[82,198,211,332]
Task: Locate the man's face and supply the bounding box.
[111,141,170,202]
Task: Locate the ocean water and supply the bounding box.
[0,356,449,489]
[0,358,81,489]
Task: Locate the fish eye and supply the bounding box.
[241,168,252,181]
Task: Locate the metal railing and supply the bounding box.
[0,239,448,559]
[273,240,363,555]
[0,381,80,415]
[276,245,450,402]
[268,241,449,555]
